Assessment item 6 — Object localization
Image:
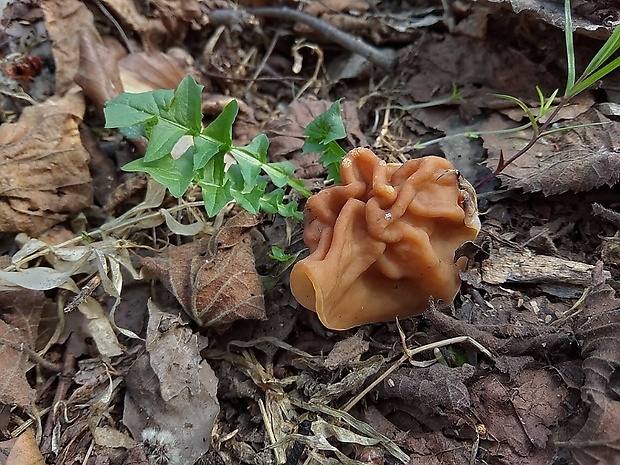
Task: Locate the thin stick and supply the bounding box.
[211,7,396,70]
[0,338,61,372]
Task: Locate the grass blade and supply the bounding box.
[564,0,576,93]
[580,25,620,78]
[568,54,620,97]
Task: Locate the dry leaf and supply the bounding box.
[398,34,560,111]
[74,34,125,113]
[324,331,369,370]
[558,264,620,463]
[0,289,49,411]
[488,0,616,39]
[77,297,124,358]
[123,301,219,463]
[41,0,101,96]
[377,364,475,413]
[106,0,206,49]
[0,90,92,236]
[483,109,620,194]
[141,212,266,327]
[145,301,210,401]
[5,428,44,465]
[118,52,186,93]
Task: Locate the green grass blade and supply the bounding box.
[494,93,539,133]
[568,54,620,97]
[564,0,576,93]
[580,25,620,78]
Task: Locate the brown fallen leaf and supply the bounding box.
[99,0,203,51]
[376,364,475,413]
[398,34,560,112]
[118,52,186,94]
[141,212,266,328]
[324,331,369,370]
[4,428,44,465]
[557,263,620,464]
[0,89,92,236]
[0,289,50,412]
[482,108,620,195]
[74,33,125,114]
[41,0,102,96]
[123,301,219,464]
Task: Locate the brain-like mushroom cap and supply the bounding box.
[290,148,480,330]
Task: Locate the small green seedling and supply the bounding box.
[104,76,311,220]
[302,100,348,184]
[268,246,296,262]
[476,0,620,186]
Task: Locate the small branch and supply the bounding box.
[210,7,396,71]
[475,98,570,189]
[0,337,62,372]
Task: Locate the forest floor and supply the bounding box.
[1,0,620,464]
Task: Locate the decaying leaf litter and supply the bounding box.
[1,0,620,463]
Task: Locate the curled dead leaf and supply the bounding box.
[0,90,92,236]
[558,264,620,463]
[141,212,266,328]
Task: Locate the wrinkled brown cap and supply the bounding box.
[290,148,480,330]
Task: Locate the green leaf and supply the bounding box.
[262,161,295,188]
[564,0,576,93]
[259,188,284,214]
[278,201,302,221]
[231,134,271,190]
[238,133,269,163]
[202,100,238,147]
[229,172,267,213]
[168,76,203,133]
[199,155,232,216]
[568,55,620,98]
[261,190,303,220]
[228,159,261,192]
[301,100,348,184]
[144,119,187,162]
[119,123,146,139]
[580,22,620,79]
[104,89,173,128]
[269,246,295,262]
[318,141,347,165]
[200,180,233,217]
[494,93,539,134]
[301,141,326,155]
[123,153,194,198]
[193,136,223,170]
[302,99,346,145]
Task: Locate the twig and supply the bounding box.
[210,7,396,70]
[475,98,569,188]
[92,0,134,53]
[0,337,61,372]
[41,340,77,456]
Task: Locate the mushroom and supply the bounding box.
[290,148,480,330]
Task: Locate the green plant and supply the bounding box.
[105,76,311,220]
[301,99,347,183]
[476,0,620,187]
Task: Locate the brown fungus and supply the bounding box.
[290,148,480,330]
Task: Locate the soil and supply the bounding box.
[1,0,620,464]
